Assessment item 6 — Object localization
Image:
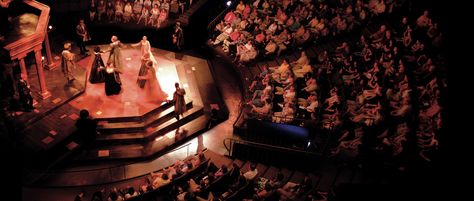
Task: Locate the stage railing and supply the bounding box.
[26,142,196,187]
[224,137,322,156]
[206,0,252,34]
[223,138,323,167]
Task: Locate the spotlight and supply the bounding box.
[48,25,52,30]
[226,0,232,7]
[41,56,45,60]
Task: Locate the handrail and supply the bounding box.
[223,137,323,157]
[25,143,199,187]
[206,0,237,34]
[40,142,194,173]
[246,110,313,122]
[206,0,252,34]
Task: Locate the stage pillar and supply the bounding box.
[18,54,30,85]
[44,33,57,70]
[34,47,51,99]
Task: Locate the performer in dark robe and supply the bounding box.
[17,74,34,112]
[104,62,122,96]
[76,19,91,55]
[172,21,184,51]
[137,52,151,88]
[89,46,105,83]
[172,82,186,120]
[107,35,125,72]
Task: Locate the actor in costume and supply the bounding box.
[132,36,158,70]
[107,35,125,72]
[136,52,151,88]
[172,21,184,51]
[172,82,186,120]
[76,19,91,55]
[17,73,34,112]
[89,46,105,83]
[137,60,167,102]
[61,42,76,82]
[104,62,122,96]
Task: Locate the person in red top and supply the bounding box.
[224,11,236,24]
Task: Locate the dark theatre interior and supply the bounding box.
[0,0,449,200]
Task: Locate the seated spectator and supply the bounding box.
[215,164,229,178]
[273,102,295,123]
[108,188,124,201]
[132,0,143,21]
[276,176,312,200]
[97,0,106,21]
[124,186,139,200]
[264,39,278,57]
[243,163,258,181]
[74,191,85,201]
[416,10,430,29]
[114,0,124,22]
[236,40,258,63]
[123,1,132,23]
[91,189,105,201]
[291,51,310,69]
[151,172,171,189]
[213,24,233,46]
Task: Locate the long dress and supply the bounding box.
[139,67,167,102]
[89,52,105,83]
[137,57,150,88]
[139,40,158,71]
[104,65,122,96]
[61,49,75,81]
[108,40,124,72]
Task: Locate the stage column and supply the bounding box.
[44,33,57,70]
[18,54,29,85]
[34,47,51,99]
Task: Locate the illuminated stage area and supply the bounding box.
[20,45,228,180]
[70,45,197,118]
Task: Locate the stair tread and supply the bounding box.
[97,101,193,130]
[96,106,204,141]
[84,115,209,160]
[144,106,204,137]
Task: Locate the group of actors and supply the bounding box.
[61,34,187,119]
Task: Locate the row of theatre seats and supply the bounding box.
[97,149,329,201]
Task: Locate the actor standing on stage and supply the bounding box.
[172,82,186,120]
[132,36,158,70]
[104,62,122,96]
[89,46,105,83]
[76,19,91,55]
[61,42,76,82]
[17,73,34,112]
[172,21,184,51]
[137,60,167,102]
[137,52,151,88]
[107,35,125,72]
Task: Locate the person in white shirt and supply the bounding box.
[243,163,258,181]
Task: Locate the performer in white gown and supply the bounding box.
[132,36,167,101]
[132,36,158,71]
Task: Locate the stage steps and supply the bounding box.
[95,106,205,145]
[72,115,209,161]
[96,101,194,134]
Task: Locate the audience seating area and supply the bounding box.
[89,0,197,28]
[208,0,445,166]
[83,149,381,201]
